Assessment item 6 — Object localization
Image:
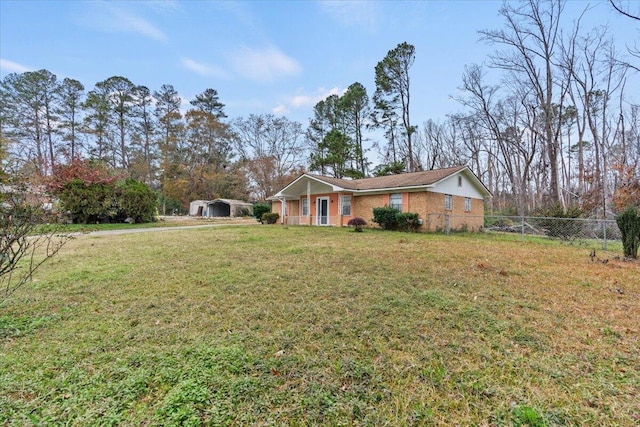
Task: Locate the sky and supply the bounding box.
[1,0,638,128]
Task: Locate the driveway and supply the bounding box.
[74,219,258,237]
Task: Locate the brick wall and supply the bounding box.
[424,193,485,232]
[355,191,485,232]
[352,194,387,225]
[278,191,485,232]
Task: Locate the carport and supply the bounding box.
[205,199,252,217]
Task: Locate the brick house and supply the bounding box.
[268,165,492,232]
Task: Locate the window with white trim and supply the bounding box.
[445,194,453,210]
[390,193,402,211]
[464,197,471,212]
[301,198,309,216]
[341,195,352,216]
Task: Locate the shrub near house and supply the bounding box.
[261,213,279,224]
[347,217,367,232]
[373,207,421,232]
[253,203,271,223]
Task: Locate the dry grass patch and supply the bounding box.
[1,225,638,426]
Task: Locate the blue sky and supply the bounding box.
[1,0,638,126]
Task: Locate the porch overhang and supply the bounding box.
[269,174,346,200]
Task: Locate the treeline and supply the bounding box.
[1,0,639,217]
[0,74,249,213]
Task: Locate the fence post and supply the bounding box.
[602,220,607,251]
[445,214,450,236]
[521,216,525,241]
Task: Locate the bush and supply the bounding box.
[115,179,157,223]
[616,206,640,259]
[372,207,421,232]
[253,203,271,223]
[58,178,156,224]
[58,179,115,224]
[261,212,279,224]
[372,207,399,230]
[347,217,367,232]
[397,212,421,232]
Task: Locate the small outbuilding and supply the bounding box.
[206,199,253,218]
[189,200,209,216]
[189,199,253,218]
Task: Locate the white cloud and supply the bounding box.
[230,46,301,82]
[272,104,289,115]
[289,86,346,108]
[181,57,228,78]
[0,58,31,73]
[114,8,166,41]
[80,2,166,41]
[318,0,378,31]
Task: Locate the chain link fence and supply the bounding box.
[428,214,622,253]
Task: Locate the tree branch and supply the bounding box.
[609,0,640,21]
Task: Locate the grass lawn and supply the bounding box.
[1,225,638,426]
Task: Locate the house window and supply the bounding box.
[302,198,309,216]
[458,176,463,187]
[341,196,352,216]
[445,194,453,210]
[464,197,471,212]
[390,193,402,211]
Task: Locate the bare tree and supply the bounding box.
[563,23,628,215]
[1,184,71,303]
[609,0,640,21]
[234,114,305,200]
[480,0,570,207]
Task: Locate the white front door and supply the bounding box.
[316,197,329,225]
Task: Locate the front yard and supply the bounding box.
[1,225,638,425]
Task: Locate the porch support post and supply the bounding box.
[338,192,343,227]
[307,181,311,225]
[279,196,286,224]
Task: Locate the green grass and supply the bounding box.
[1,225,638,426]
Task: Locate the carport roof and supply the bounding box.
[208,198,252,206]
